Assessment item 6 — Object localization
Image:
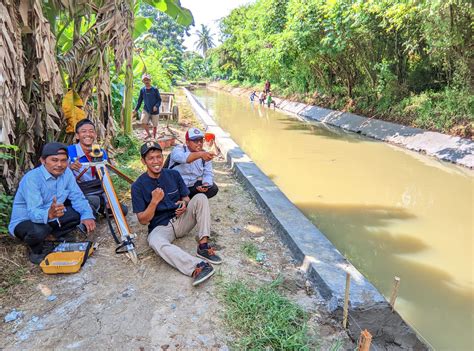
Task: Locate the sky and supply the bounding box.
[180,0,254,52]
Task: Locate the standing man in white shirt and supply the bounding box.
[168,128,219,199]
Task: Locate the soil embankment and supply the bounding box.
[0,91,351,349]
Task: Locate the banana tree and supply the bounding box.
[121,0,193,134]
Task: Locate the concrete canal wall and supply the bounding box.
[208,83,474,169]
[184,88,428,350]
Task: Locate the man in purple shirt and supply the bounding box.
[9,143,96,264]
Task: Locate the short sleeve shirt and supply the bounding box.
[131,169,190,233]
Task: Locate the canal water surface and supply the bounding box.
[193,88,474,350]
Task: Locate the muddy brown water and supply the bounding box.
[193,88,474,350]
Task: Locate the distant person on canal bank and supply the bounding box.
[264,80,271,93]
[266,92,276,109]
[168,128,219,199]
[134,73,162,140]
[250,90,257,102]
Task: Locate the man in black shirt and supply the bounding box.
[131,142,222,286]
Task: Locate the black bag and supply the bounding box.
[78,178,104,196]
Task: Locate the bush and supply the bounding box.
[0,194,13,235]
[395,87,474,131]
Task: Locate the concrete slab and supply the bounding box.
[278,98,474,169]
[184,88,429,350]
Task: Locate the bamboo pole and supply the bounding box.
[389,276,401,311]
[357,329,372,351]
[343,272,351,329]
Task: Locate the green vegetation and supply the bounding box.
[241,242,259,260]
[220,278,314,350]
[0,144,18,235]
[3,1,193,188]
[0,194,13,236]
[194,24,215,56]
[111,133,143,196]
[193,0,473,136]
[0,267,27,295]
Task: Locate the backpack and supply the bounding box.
[163,146,205,169]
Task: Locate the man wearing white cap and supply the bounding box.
[169,128,219,199]
[134,73,162,140]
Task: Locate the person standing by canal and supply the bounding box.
[264,80,271,93]
[134,73,162,140]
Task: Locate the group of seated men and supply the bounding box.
[8,118,221,286]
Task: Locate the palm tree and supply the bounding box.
[194,24,215,57]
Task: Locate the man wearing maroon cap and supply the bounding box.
[168,127,219,199]
[9,142,96,264]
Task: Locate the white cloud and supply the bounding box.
[180,0,255,52]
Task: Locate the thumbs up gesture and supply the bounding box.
[48,196,66,220]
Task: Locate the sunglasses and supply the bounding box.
[189,138,204,143]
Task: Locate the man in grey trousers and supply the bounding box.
[131,142,222,286]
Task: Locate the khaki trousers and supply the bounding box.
[148,194,211,276]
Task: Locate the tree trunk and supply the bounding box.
[121,0,135,135]
[122,55,133,134]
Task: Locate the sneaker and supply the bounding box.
[197,245,223,265]
[192,262,215,286]
[29,252,47,265]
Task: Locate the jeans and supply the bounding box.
[14,206,81,253]
[188,181,219,200]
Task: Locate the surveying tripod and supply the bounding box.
[75,144,138,263]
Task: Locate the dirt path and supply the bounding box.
[0,92,351,350]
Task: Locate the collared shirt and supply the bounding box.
[131,169,190,233]
[169,145,214,187]
[67,143,109,182]
[8,165,94,236]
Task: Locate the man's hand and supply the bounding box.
[70,158,82,171]
[152,106,158,113]
[175,200,187,216]
[200,152,215,162]
[196,183,210,193]
[151,188,164,205]
[48,196,65,220]
[81,219,96,234]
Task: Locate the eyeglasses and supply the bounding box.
[190,138,204,143]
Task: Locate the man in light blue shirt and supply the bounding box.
[169,128,219,199]
[9,142,96,264]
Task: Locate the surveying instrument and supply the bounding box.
[75,144,138,263]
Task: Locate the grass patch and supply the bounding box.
[0,267,27,294]
[220,278,314,350]
[110,133,144,197]
[241,242,258,260]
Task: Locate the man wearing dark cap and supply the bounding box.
[131,141,222,286]
[68,118,127,217]
[9,142,96,264]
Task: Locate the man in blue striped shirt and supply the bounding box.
[9,142,96,264]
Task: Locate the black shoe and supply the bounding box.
[29,252,47,265]
[197,245,223,265]
[192,262,215,286]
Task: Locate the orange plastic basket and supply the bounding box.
[40,244,95,274]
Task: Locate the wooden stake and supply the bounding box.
[389,276,401,311]
[343,272,351,329]
[357,329,372,351]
